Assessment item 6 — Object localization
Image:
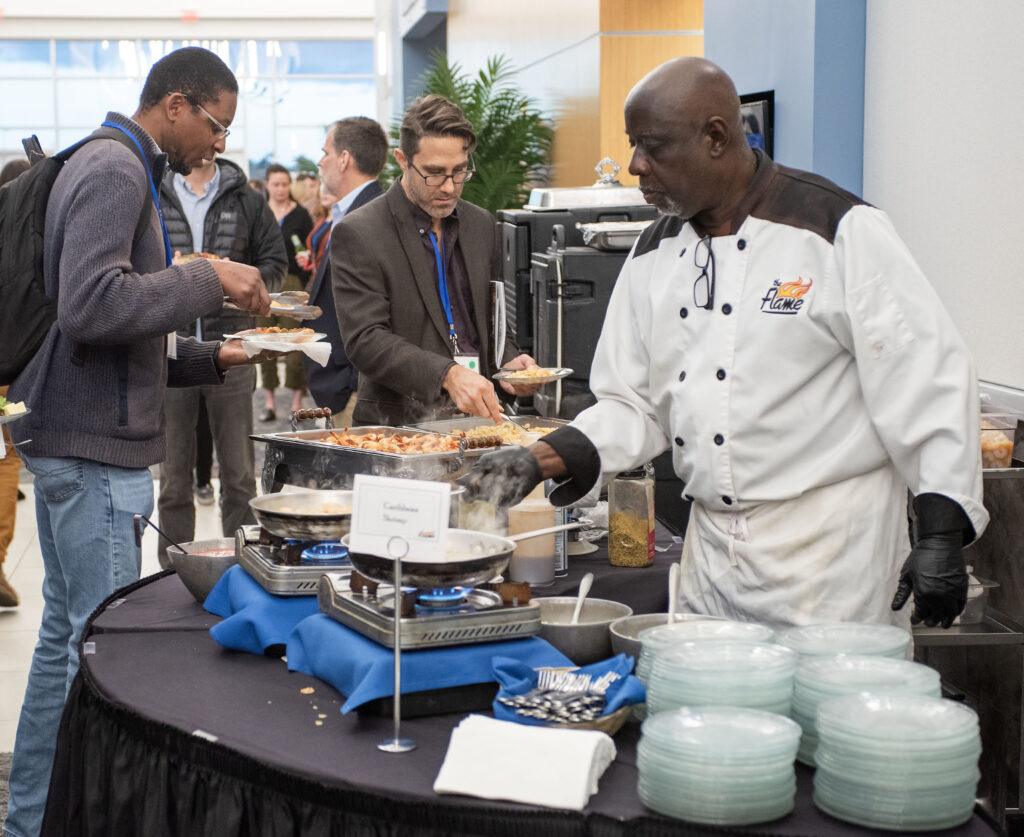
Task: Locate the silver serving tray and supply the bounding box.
[318,574,540,649]
[252,426,468,492]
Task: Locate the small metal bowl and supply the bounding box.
[167,538,238,603]
[609,612,728,659]
[535,597,633,665]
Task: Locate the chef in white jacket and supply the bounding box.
[462,57,987,631]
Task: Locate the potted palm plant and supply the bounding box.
[386,52,554,214]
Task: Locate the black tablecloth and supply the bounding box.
[41,566,1002,836]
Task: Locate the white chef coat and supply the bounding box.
[568,153,987,627]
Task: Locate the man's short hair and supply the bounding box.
[330,117,389,177]
[399,95,476,161]
[138,46,238,112]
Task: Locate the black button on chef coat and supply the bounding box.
[737,239,746,250]
[678,371,686,382]
[722,496,733,505]
[680,307,688,319]
[714,434,724,445]
[722,303,732,315]
[674,437,684,446]
[716,369,726,380]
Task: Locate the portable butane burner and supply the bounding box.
[318,573,541,649]
[236,525,352,596]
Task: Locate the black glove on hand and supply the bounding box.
[891,494,972,629]
[890,533,968,628]
[458,446,543,509]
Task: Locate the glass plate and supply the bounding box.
[0,406,31,426]
[492,366,572,384]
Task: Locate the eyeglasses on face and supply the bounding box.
[693,235,716,310]
[179,92,231,140]
[407,159,474,187]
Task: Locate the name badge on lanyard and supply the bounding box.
[429,231,473,367]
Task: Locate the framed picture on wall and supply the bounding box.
[740,90,774,159]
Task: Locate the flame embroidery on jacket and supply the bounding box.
[760,277,813,315]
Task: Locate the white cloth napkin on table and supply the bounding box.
[433,714,616,811]
[236,337,332,367]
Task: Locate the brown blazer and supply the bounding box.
[330,179,518,426]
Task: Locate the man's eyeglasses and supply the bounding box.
[693,235,715,310]
[407,159,474,187]
[180,93,231,141]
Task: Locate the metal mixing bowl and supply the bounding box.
[535,597,633,665]
[609,612,728,659]
[167,538,238,603]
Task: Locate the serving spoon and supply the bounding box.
[570,571,595,625]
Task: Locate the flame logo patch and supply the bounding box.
[760,277,813,315]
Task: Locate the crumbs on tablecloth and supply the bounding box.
[300,686,315,695]
[318,714,327,719]
[315,720,323,726]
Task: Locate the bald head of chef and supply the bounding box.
[624,57,756,236]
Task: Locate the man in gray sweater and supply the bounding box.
[3,47,272,837]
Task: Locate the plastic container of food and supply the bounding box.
[980,412,1019,469]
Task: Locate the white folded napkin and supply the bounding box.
[237,337,332,367]
[433,714,616,811]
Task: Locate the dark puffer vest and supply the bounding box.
[158,158,287,341]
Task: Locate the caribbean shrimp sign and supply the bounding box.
[760,277,813,315]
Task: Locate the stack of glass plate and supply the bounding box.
[646,641,798,716]
[638,706,801,826]
[813,693,981,831]
[775,621,910,661]
[633,620,774,718]
[792,655,941,765]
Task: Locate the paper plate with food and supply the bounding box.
[492,365,573,384]
[0,395,30,425]
[224,327,326,344]
[178,251,222,263]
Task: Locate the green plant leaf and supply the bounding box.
[384,51,554,213]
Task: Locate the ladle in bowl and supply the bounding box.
[570,572,594,625]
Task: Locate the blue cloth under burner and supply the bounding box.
[205,564,319,653]
[286,613,574,713]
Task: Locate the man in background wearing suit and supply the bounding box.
[332,95,535,426]
[306,117,387,426]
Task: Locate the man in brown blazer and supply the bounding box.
[330,94,536,427]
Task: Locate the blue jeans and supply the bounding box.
[2,455,153,837]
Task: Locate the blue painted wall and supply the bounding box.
[704,0,865,196]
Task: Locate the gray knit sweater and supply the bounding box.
[9,112,225,468]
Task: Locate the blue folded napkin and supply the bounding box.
[286,613,574,713]
[204,564,320,653]
[492,653,646,726]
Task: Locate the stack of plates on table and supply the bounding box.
[646,641,798,716]
[638,706,801,826]
[792,655,941,765]
[775,621,911,661]
[813,693,981,831]
[634,620,773,718]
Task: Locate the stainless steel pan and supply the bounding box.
[249,490,353,540]
[341,529,515,588]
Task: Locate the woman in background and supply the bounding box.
[258,164,312,421]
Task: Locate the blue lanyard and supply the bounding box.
[429,231,459,352]
[101,120,172,268]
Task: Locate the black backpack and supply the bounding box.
[0,127,153,385]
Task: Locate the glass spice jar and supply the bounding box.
[608,463,655,567]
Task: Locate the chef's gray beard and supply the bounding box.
[656,194,686,217]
